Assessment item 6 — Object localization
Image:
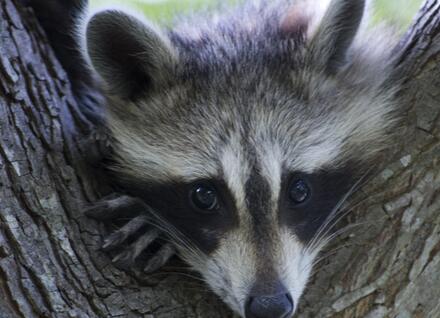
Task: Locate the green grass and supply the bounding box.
[91,0,424,29]
[374,0,423,28]
[90,0,224,22]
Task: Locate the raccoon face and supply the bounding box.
[84,0,398,316]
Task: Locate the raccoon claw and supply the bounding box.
[85,194,174,272]
[102,215,150,251]
[84,194,146,220]
[144,243,176,273]
[111,228,161,268]
[126,228,161,259]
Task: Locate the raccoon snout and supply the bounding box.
[245,292,294,318]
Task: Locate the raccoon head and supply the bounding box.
[84,0,399,316]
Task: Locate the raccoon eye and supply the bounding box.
[289,179,310,204]
[190,183,219,212]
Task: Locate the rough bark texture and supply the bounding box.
[0,0,438,318]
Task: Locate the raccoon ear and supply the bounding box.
[85,9,177,99]
[310,0,365,74]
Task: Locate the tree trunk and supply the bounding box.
[0,0,438,317]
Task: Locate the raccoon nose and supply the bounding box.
[245,293,294,318]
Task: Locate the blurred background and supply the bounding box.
[90,0,424,30]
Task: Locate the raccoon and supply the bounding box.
[29,0,402,317]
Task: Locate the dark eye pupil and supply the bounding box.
[192,184,218,211]
[290,179,310,204]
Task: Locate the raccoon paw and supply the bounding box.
[81,126,113,163]
[90,127,112,149]
[84,194,175,272]
[143,243,176,274]
[84,193,145,220]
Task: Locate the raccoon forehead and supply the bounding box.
[110,134,221,182]
[107,97,239,183]
[109,110,332,184]
[108,76,394,185]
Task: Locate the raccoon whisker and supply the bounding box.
[306,220,384,278]
[304,199,350,256]
[305,208,350,258]
[142,212,207,264]
[311,243,357,269]
[171,287,212,293]
[142,276,212,293]
[307,218,379,266]
[144,243,176,273]
[146,273,211,292]
[145,236,177,249]
[312,200,368,240]
[102,215,151,251]
[302,248,340,279]
[331,216,391,243]
[342,193,374,214]
[137,218,194,253]
[159,265,194,271]
[305,187,354,254]
[312,191,377,252]
[305,171,371,255]
[175,283,210,291]
[143,219,202,262]
[135,209,193,249]
[147,271,207,284]
[308,219,365,256]
[311,208,358,249]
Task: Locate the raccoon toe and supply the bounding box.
[128,228,161,259]
[84,194,145,220]
[102,215,150,251]
[144,243,175,274]
[84,194,172,271]
[90,127,113,150]
[111,250,135,269]
[111,228,161,268]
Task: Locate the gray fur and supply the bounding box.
[82,0,401,316]
[84,0,399,183]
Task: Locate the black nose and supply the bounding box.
[245,293,294,318]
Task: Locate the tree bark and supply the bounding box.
[0,0,438,318]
